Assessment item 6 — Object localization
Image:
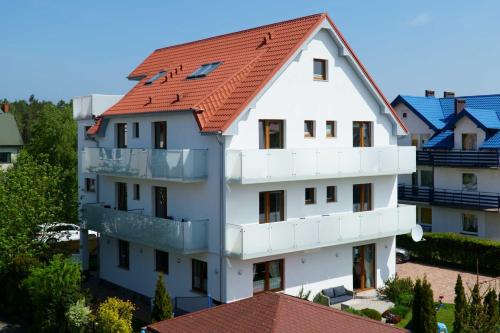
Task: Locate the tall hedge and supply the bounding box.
[397,232,500,275]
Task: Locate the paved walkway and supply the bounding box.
[397,262,500,302]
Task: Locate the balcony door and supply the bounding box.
[353,244,375,290]
[154,186,168,218]
[353,184,372,212]
[253,259,284,294]
[259,120,284,149]
[154,121,167,149]
[116,123,128,148]
[353,121,372,147]
[116,182,127,211]
[259,191,284,223]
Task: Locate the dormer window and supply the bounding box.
[145,71,166,85]
[187,62,222,79]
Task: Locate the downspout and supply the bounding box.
[216,131,226,303]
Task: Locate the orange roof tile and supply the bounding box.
[100,13,407,134]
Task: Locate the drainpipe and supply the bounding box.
[216,132,226,303]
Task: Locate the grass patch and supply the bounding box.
[396,303,455,332]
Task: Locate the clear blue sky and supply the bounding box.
[2,0,499,102]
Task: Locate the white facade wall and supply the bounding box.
[0,146,20,171]
[453,116,486,149]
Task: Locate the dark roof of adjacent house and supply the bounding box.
[147,293,408,333]
[90,13,406,134]
[0,111,23,147]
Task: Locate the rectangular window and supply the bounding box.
[326,121,336,138]
[411,172,418,186]
[304,120,315,138]
[0,152,12,164]
[353,122,372,147]
[155,250,169,274]
[353,183,372,212]
[259,120,284,149]
[133,122,140,138]
[326,186,337,203]
[154,186,168,219]
[84,126,91,140]
[462,133,477,150]
[462,173,477,191]
[417,207,432,225]
[133,184,140,200]
[192,259,207,294]
[253,259,284,294]
[187,62,222,79]
[154,121,167,149]
[420,170,433,187]
[313,59,327,80]
[462,213,478,234]
[118,240,129,270]
[116,182,127,211]
[305,187,316,204]
[116,123,127,148]
[259,191,284,223]
[85,178,96,192]
[411,134,420,147]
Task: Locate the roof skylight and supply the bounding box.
[145,71,167,85]
[187,62,222,79]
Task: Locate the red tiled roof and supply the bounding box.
[100,13,407,134]
[147,293,408,333]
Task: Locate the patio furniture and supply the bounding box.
[321,286,354,305]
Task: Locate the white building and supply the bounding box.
[75,13,416,309]
[0,103,23,170]
[394,90,500,240]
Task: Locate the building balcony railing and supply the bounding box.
[416,150,500,168]
[225,204,415,260]
[81,204,208,254]
[81,148,208,182]
[226,146,416,184]
[398,184,500,211]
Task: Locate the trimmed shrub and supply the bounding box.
[411,277,437,333]
[96,297,135,333]
[398,232,500,274]
[389,304,411,318]
[151,273,173,322]
[379,275,414,303]
[312,292,329,306]
[361,308,382,321]
[343,307,365,317]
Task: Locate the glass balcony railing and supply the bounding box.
[81,148,208,182]
[226,146,416,184]
[81,204,208,254]
[225,204,416,259]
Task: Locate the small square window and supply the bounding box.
[85,178,96,192]
[305,187,316,205]
[326,186,337,203]
[313,59,327,80]
[0,152,12,164]
[403,112,407,118]
[133,184,140,200]
[155,250,169,274]
[326,121,336,138]
[462,173,477,191]
[133,122,140,138]
[304,120,315,138]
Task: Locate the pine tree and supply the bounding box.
[420,277,437,333]
[411,278,423,332]
[151,273,173,322]
[483,289,499,333]
[468,282,487,332]
[454,274,468,333]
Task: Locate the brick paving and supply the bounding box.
[397,262,500,302]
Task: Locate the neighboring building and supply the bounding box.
[394,91,500,240]
[76,13,416,308]
[0,103,23,170]
[147,292,407,333]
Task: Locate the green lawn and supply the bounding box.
[396,303,455,332]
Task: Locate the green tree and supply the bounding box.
[96,297,135,333]
[23,254,83,332]
[483,289,499,333]
[411,278,423,330]
[454,274,468,333]
[468,282,487,333]
[412,277,437,333]
[151,273,173,322]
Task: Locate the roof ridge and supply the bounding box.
[153,13,325,53]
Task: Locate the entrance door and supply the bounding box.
[154,186,168,218]
[154,121,167,149]
[259,120,284,149]
[259,191,284,223]
[353,244,376,290]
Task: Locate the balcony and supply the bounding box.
[398,184,500,211]
[226,146,415,184]
[417,150,500,168]
[81,204,208,254]
[81,148,208,182]
[225,205,415,259]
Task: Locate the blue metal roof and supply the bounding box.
[422,130,454,149]
[444,108,500,131]
[480,131,500,149]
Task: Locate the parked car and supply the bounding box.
[396,247,410,264]
[37,223,97,243]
